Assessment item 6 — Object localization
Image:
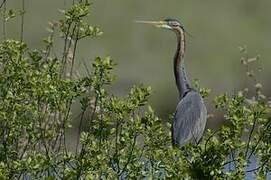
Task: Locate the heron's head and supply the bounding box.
[135,18,184,33]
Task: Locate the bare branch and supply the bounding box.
[0,0,7,9]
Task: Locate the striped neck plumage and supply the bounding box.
[173,27,191,98]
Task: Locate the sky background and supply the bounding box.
[2,0,271,129]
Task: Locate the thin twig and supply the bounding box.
[245,115,257,158]
[204,129,219,152]
[246,158,269,173]
[69,32,79,77]
[2,0,6,39]
[0,0,7,9]
[114,118,120,173]
[222,159,238,167]
[20,0,25,42]
[230,150,237,169]
[61,23,71,75]
[119,134,137,176]
[62,99,73,153]
[60,99,73,178]
[63,24,77,75]
[82,59,90,75]
[88,94,98,131]
[75,110,85,154]
[247,121,271,160]
[75,144,86,179]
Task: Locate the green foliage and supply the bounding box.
[0,1,270,179]
[192,79,211,98]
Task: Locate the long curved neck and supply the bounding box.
[174,27,191,98]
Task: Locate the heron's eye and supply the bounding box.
[170,22,179,27]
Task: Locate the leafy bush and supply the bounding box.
[0,1,270,179]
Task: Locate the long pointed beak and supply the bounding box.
[135,20,170,29]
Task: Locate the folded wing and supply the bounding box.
[173,90,207,147]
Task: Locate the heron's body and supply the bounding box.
[173,90,207,147]
[136,18,207,148]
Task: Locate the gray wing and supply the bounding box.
[173,90,207,148]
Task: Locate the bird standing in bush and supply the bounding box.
[136,18,207,148]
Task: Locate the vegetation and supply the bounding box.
[0,1,270,179]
